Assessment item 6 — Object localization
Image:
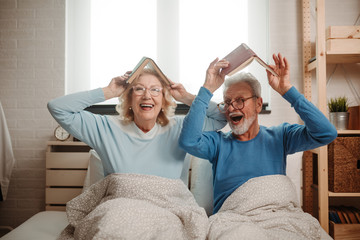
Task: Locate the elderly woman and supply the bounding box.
[47,68,227,182]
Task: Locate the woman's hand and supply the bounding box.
[102,71,132,100]
[203,58,229,93]
[267,53,292,96]
[168,79,195,106]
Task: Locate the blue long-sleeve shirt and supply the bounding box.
[47,88,227,181]
[179,86,337,214]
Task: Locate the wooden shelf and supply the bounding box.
[328,191,360,197]
[306,53,360,72]
[47,140,88,146]
[302,0,360,235]
[312,184,360,197]
[337,130,360,135]
[305,39,360,71]
[307,54,360,71]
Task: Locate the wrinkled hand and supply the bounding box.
[103,71,132,100]
[168,79,195,106]
[203,58,229,93]
[267,53,292,96]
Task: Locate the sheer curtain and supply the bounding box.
[66,0,270,105]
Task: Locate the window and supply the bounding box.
[66,0,270,107]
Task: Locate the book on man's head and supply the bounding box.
[126,57,170,85]
[220,43,279,77]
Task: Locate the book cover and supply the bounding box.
[220,43,279,77]
[126,57,170,85]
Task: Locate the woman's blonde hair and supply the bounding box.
[116,68,177,126]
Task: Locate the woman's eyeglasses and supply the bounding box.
[132,85,163,97]
[217,96,257,113]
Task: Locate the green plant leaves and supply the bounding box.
[328,96,349,112]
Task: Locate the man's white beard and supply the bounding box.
[230,114,256,136]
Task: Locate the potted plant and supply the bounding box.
[328,96,349,130]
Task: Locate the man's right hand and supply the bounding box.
[203,58,229,94]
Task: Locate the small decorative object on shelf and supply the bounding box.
[328,96,349,130]
[54,125,71,141]
[348,106,360,130]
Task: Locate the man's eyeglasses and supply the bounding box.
[132,85,163,97]
[217,96,257,113]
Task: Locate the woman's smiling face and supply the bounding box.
[131,74,164,131]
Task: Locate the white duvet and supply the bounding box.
[58,173,321,240]
[208,174,321,240]
[58,173,209,240]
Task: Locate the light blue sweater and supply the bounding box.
[179,86,337,213]
[47,88,227,181]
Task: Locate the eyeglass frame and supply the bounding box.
[217,96,257,113]
[132,85,163,97]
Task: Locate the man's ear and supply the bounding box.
[256,97,263,113]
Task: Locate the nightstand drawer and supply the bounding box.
[46,170,87,186]
[46,152,90,169]
[46,188,83,204]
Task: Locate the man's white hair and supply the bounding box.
[223,72,262,98]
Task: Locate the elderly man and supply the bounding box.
[179,54,337,239]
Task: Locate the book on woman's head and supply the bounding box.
[220,43,279,77]
[126,57,170,85]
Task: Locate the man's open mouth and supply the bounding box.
[140,104,154,110]
[229,114,244,123]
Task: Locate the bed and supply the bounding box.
[1,150,333,240]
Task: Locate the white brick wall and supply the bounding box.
[0,0,65,227]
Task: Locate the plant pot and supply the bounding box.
[329,112,349,130]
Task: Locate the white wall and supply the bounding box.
[0,0,65,227]
[0,0,359,228]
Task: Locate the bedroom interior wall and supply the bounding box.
[0,0,65,228]
[0,0,359,229]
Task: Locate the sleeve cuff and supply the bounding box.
[196,87,213,104]
[89,88,106,103]
[282,86,303,105]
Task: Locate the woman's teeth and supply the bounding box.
[140,104,154,109]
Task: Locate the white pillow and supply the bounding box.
[285,151,303,205]
[189,155,214,216]
[82,150,104,192]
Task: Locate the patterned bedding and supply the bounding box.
[58,173,209,240]
[58,173,321,240]
[208,175,321,240]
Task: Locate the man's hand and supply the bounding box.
[267,53,292,96]
[203,58,229,94]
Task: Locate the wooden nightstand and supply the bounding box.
[45,141,91,211]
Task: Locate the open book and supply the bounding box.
[220,43,279,77]
[126,57,170,85]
